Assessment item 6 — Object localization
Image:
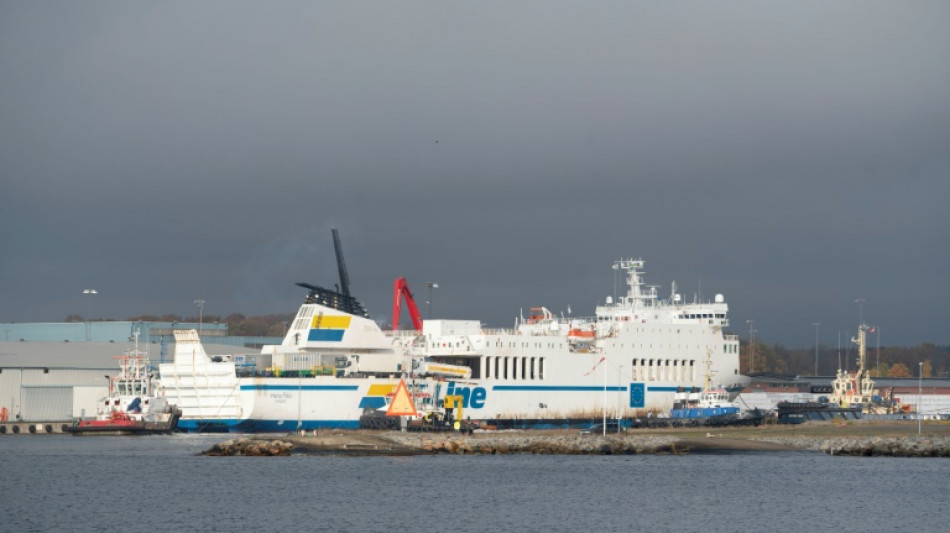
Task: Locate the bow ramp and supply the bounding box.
[173,329,212,364]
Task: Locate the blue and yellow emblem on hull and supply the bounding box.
[358,383,397,409]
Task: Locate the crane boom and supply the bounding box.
[392,277,424,331]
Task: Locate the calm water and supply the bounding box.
[2,434,947,532]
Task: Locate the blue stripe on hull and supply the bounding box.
[239,384,359,391]
[492,385,628,392]
[178,418,360,433]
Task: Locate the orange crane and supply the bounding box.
[392,277,424,331]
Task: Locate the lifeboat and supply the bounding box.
[567,328,595,344]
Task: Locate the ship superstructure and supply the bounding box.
[411,259,745,421]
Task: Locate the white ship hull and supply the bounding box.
[159,259,748,432]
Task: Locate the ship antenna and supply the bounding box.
[332,228,351,297]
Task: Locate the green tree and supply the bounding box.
[887,363,911,377]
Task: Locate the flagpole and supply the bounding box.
[603,355,607,437]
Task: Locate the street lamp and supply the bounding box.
[194,300,205,335]
[876,327,880,377]
[812,322,820,376]
[82,289,98,341]
[746,319,756,374]
[918,361,923,436]
[424,282,438,319]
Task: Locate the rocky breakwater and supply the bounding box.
[202,438,294,456]
[819,436,950,457]
[388,433,690,455]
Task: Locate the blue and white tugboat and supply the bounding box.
[670,352,743,422]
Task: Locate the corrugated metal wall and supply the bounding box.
[0,369,23,418]
[22,386,72,421]
[0,368,113,421]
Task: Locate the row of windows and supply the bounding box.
[485,355,545,381]
[493,340,562,349]
[678,313,726,319]
[631,358,697,382]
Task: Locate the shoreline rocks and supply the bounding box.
[199,431,950,458]
[202,438,294,456]
[818,436,950,457]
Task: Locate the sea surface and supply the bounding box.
[2,434,948,533]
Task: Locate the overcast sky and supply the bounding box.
[1,1,947,347]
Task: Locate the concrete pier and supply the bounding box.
[0,422,71,435]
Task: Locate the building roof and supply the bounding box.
[0,340,254,368]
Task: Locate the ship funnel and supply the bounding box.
[332,228,351,297]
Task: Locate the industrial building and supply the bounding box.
[0,321,280,431]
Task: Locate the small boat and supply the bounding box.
[566,328,596,344]
[669,350,747,422]
[670,385,741,420]
[67,340,181,436]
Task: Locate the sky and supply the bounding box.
[1,1,948,348]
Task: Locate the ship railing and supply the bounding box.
[520,316,597,326]
[384,329,423,338]
[480,328,518,336]
[724,334,739,342]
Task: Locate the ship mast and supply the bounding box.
[829,323,876,409]
[612,259,656,309]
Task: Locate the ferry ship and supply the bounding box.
[158,242,747,432]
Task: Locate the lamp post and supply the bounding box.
[424,282,438,319]
[82,289,98,341]
[918,361,923,436]
[876,328,880,377]
[194,300,205,335]
[746,319,756,374]
[812,322,820,375]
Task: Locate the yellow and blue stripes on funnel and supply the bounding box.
[308,315,351,342]
[360,383,397,409]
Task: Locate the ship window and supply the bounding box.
[530,357,536,380]
[486,356,492,378]
[539,358,545,380]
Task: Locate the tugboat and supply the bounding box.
[67,336,181,436]
[632,352,764,428]
[776,322,886,424]
[669,351,749,425]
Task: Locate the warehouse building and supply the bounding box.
[0,321,281,428]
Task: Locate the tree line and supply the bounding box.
[740,340,948,378]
